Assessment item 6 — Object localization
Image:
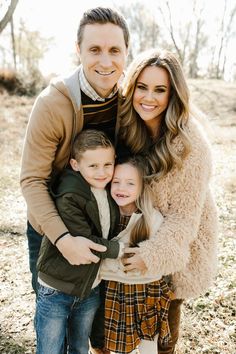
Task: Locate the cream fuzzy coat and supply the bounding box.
[138,117,218,299]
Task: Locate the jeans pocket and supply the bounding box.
[38,284,58,297]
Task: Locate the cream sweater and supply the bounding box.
[99,209,163,284]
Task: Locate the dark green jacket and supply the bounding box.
[37,169,120,299]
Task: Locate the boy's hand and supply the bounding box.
[123,247,147,272]
[56,234,107,265]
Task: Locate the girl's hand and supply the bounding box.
[123,247,147,272]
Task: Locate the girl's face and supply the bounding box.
[133,65,171,133]
[111,163,142,215]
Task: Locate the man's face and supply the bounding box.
[77,23,128,98]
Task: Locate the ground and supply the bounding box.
[0,79,235,353]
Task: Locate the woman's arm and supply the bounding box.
[125,126,213,275]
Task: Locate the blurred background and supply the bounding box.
[0,1,235,353]
[0,0,236,96]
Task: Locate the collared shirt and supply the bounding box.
[79,68,118,102]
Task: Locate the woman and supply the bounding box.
[117,49,218,354]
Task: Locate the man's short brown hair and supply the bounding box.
[77,7,129,49]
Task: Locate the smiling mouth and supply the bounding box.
[95,70,115,76]
[116,193,129,198]
[141,104,156,111]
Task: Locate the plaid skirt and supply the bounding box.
[104,278,175,354]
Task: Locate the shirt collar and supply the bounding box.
[79,68,118,102]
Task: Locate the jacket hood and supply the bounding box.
[50,66,82,114]
[51,169,91,200]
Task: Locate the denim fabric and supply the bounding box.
[26,222,43,294]
[36,284,100,354]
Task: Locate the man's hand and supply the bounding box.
[56,234,107,265]
[123,247,147,272]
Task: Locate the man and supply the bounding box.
[20,7,129,354]
[21,7,182,354]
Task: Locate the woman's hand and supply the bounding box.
[123,247,147,272]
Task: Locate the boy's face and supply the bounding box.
[77,23,128,98]
[70,147,115,189]
[111,163,142,212]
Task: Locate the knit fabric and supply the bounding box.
[91,188,110,239]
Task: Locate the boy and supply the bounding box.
[36,130,122,354]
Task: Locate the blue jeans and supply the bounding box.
[36,284,100,354]
[26,222,42,295]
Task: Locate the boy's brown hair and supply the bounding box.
[72,129,114,162]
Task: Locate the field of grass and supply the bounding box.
[0,79,235,353]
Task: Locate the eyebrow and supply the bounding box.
[89,44,122,50]
[136,81,168,89]
[113,178,135,182]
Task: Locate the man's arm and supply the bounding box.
[20,91,106,265]
[56,234,107,265]
[54,193,120,264]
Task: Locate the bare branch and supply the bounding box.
[0,0,19,34]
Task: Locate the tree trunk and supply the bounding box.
[10,16,17,70]
[0,0,19,34]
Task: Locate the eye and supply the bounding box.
[105,163,113,167]
[90,47,99,54]
[110,47,120,54]
[155,88,166,93]
[136,84,146,90]
[89,164,97,168]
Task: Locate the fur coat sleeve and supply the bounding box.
[138,118,218,296]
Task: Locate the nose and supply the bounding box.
[100,53,112,67]
[145,90,155,101]
[116,182,126,191]
[97,167,106,177]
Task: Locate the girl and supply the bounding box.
[99,156,175,354]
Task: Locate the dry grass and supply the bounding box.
[0,79,235,353]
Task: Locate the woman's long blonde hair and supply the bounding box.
[119,49,191,180]
[116,156,154,247]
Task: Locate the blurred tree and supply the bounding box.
[209,0,236,79]
[114,1,161,64]
[0,0,18,34]
[157,0,208,77]
[15,19,53,74]
[158,0,183,63]
[188,1,207,78]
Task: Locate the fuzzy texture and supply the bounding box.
[138,117,218,299]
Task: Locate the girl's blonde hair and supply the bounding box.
[116,156,153,247]
[119,49,191,180]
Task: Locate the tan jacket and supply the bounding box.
[20,67,93,242]
[136,118,218,299]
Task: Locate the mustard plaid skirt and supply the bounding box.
[104,278,174,354]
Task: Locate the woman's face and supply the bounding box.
[133,65,171,131]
